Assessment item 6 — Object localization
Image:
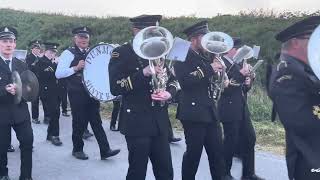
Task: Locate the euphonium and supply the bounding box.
[201,31,234,101]
[132,25,174,104]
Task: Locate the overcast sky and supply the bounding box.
[0,0,319,17]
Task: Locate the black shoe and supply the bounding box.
[0,176,11,180]
[101,149,120,160]
[169,137,182,143]
[7,145,15,152]
[47,136,63,146]
[43,117,50,124]
[223,174,236,180]
[72,151,89,160]
[82,130,94,140]
[242,174,265,180]
[32,118,40,124]
[110,125,119,131]
[62,112,70,117]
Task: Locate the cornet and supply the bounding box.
[201,31,234,101]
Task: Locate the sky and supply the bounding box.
[0,0,319,17]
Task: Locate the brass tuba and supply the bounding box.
[132,26,174,104]
[201,31,234,101]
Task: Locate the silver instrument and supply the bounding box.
[11,70,39,104]
[308,24,320,80]
[201,31,234,101]
[133,26,174,93]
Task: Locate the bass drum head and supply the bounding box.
[83,43,116,102]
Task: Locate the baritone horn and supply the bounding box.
[201,31,234,100]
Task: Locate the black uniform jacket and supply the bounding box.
[36,56,58,98]
[269,54,320,179]
[0,57,30,125]
[174,49,218,123]
[109,43,178,137]
[218,56,246,123]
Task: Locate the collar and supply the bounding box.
[0,54,12,61]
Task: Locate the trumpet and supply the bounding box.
[132,25,174,105]
[201,31,234,101]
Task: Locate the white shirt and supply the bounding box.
[1,55,13,71]
[55,50,76,79]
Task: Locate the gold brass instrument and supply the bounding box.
[201,31,234,101]
[132,26,174,105]
[308,24,320,80]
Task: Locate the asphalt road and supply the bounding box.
[7,106,288,180]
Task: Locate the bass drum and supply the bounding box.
[83,43,116,102]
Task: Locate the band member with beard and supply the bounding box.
[109,15,179,180]
[0,26,34,180]
[37,42,63,146]
[56,26,120,160]
[174,21,227,180]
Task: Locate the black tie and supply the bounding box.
[5,60,10,69]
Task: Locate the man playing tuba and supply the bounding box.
[109,15,179,180]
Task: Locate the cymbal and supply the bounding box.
[12,71,22,104]
[20,70,39,102]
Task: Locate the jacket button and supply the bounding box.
[191,102,195,106]
[150,90,153,93]
[0,77,1,80]
[126,109,131,113]
[45,87,48,90]
[136,67,139,70]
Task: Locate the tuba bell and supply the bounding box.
[201,31,234,101]
[133,25,174,93]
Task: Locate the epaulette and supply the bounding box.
[313,105,320,120]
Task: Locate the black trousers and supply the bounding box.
[293,155,320,180]
[58,86,68,113]
[182,121,225,180]
[41,94,60,138]
[222,113,256,177]
[0,121,33,178]
[168,118,174,140]
[125,135,173,180]
[31,95,39,119]
[68,91,110,156]
[110,100,121,127]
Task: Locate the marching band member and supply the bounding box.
[269,16,320,180]
[25,40,45,124]
[0,26,34,180]
[174,21,227,180]
[56,26,120,160]
[37,42,63,146]
[109,15,178,180]
[218,38,264,180]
